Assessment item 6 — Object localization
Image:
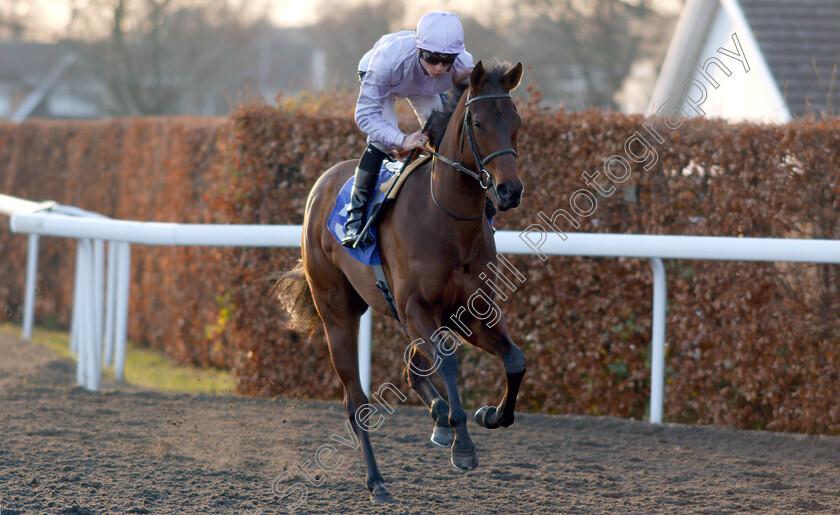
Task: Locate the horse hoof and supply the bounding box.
[474,406,501,429]
[370,486,394,503]
[430,425,455,447]
[451,446,479,470]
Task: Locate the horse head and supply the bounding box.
[463,61,524,211]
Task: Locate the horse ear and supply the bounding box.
[501,62,523,92]
[470,61,487,92]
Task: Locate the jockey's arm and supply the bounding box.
[355,54,406,149]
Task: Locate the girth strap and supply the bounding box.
[372,263,399,321]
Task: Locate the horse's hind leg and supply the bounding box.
[308,267,393,502]
[321,318,394,503]
[403,347,454,447]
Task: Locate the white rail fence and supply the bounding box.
[4,193,840,424]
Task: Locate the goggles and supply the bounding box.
[419,50,458,66]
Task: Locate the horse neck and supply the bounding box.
[429,99,486,225]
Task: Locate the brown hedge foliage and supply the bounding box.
[0,117,234,368]
[2,95,840,434]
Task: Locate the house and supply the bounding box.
[0,40,102,120]
[647,0,840,123]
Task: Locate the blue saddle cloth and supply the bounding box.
[327,164,398,265]
[327,159,493,265]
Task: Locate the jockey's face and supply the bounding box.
[418,50,457,79]
[421,58,451,79]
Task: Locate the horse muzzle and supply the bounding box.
[495,181,523,211]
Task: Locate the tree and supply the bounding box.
[307,0,405,89]
[65,0,270,115]
[0,0,37,39]
[303,0,676,109]
[508,0,665,108]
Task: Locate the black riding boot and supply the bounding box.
[342,145,387,247]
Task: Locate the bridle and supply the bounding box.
[427,92,518,221]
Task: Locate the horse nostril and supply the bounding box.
[497,182,522,201]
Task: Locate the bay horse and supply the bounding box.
[276,61,526,502]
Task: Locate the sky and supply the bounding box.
[13,0,314,37]
[27,0,685,39]
[31,0,498,32]
[258,0,683,30]
[271,2,321,27]
[30,0,312,33]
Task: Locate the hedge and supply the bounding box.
[1,92,839,434]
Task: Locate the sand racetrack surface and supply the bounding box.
[2,331,840,514]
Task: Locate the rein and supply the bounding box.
[428,92,518,221]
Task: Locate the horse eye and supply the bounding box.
[473,120,483,129]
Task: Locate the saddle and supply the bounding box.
[327,152,433,266]
[325,152,432,321]
[379,153,432,199]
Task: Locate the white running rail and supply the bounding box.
[494,231,840,423]
[0,193,57,349]
[6,200,840,424]
[7,209,303,391]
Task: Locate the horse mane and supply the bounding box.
[427,60,514,149]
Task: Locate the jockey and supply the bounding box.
[342,10,474,247]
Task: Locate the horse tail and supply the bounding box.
[271,261,320,334]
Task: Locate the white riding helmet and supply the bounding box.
[415,10,466,55]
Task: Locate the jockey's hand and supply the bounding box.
[400,131,429,151]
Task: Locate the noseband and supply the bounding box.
[428,92,518,221]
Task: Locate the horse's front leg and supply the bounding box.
[403,347,455,447]
[404,301,478,470]
[465,316,526,429]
